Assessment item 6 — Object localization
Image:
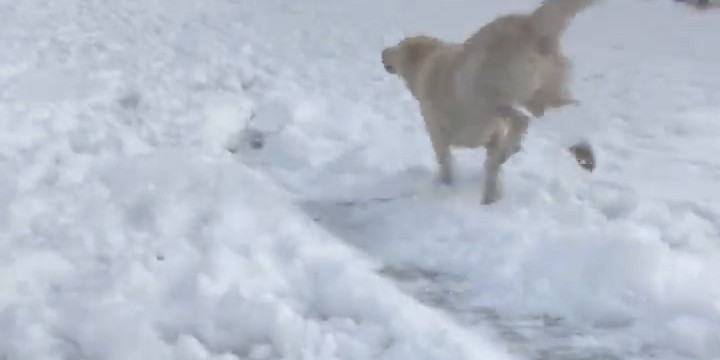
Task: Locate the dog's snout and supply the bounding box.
[381,49,396,74]
[380,49,395,74]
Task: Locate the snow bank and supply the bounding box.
[0,150,514,360]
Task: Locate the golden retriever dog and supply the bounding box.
[381,0,599,204]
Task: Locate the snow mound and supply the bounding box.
[0,150,514,360]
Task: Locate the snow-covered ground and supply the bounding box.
[1,0,720,359]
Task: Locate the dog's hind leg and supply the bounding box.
[482,143,505,204]
[525,92,577,117]
[478,130,505,204]
[524,56,578,117]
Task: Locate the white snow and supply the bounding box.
[3,150,513,360]
[1,0,720,359]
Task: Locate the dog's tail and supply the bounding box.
[530,0,600,40]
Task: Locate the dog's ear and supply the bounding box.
[382,31,405,48]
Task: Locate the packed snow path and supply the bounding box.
[1,0,720,359]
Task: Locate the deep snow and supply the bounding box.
[1,0,720,359]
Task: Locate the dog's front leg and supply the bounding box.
[432,133,453,185]
[423,110,454,185]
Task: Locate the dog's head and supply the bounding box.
[381,36,441,78]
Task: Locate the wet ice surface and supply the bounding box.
[381,267,635,360]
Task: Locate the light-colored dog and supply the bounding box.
[381,0,599,204]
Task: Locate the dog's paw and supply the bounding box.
[437,174,454,187]
[436,168,454,186]
[481,186,502,205]
[481,193,500,205]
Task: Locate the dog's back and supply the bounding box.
[458,0,600,106]
[464,0,600,53]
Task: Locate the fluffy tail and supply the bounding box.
[530,0,600,39]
